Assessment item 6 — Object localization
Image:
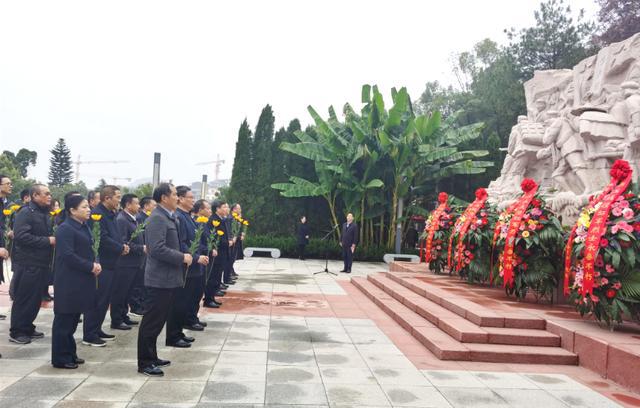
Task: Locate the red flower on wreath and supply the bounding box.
[599,238,609,248]
[521,178,537,193]
[606,289,617,299]
[438,192,448,204]
[610,159,632,181]
[475,188,488,200]
[531,198,541,207]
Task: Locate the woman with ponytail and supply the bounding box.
[51,195,102,369]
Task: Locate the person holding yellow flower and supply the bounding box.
[0,174,14,323]
[202,200,230,308]
[129,196,157,316]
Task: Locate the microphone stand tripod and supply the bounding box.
[314,224,340,276]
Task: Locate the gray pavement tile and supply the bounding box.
[268,340,313,353]
[55,401,128,408]
[200,381,265,404]
[1,345,51,360]
[319,367,377,385]
[523,374,590,391]
[132,381,205,404]
[0,377,82,400]
[381,385,453,407]
[548,389,623,408]
[315,350,368,368]
[266,383,328,405]
[471,371,540,389]
[88,362,143,380]
[65,378,146,402]
[160,349,219,365]
[222,339,268,352]
[325,384,391,407]
[209,364,266,382]
[146,364,212,381]
[0,358,47,376]
[216,351,267,366]
[128,404,195,408]
[0,398,57,408]
[438,387,510,408]
[28,362,101,379]
[492,388,570,408]
[421,370,486,388]
[0,377,21,393]
[267,365,322,384]
[372,368,432,386]
[267,350,315,366]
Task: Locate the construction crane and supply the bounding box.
[82,174,133,185]
[75,155,130,182]
[196,154,225,181]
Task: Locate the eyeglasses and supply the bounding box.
[0,182,13,186]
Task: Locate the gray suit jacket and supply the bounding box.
[144,206,184,289]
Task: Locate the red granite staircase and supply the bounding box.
[351,272,578,365]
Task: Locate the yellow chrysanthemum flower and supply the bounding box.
[91,214,103,221]
[2,209,11,216]
[243,220,249,226]
[195,216,209,224]
[522,230,530,238]
[216,230,224,236]
[212,220,221,227]
[145,210,151,216]
[10,204,20,212]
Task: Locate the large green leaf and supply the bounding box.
[279,141,331,162]
[365,179,384,189]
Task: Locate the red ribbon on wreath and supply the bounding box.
[424,192,449,264]
[490,200,519,283]
[501,179,538,288]
[577,160,633,297]
[449,188,488,272]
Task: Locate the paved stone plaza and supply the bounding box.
[0,258,634,407]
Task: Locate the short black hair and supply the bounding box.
[87,190,99,201]
[100,185,120,202]
[153,183,174,203]
[140,196,154,208]
[64,191,81,201]
[212,199,227,210]
[193,199,209,214]
[64,195,87,214]
[231,203,241,211]
[176,185,191,198]
[20,189,30,201]
[29,184,47,199]
[121,193,138,208]
[0,174,8,184]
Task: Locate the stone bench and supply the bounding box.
[244,247,281,259]
[383,253,420,264]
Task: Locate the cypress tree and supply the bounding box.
[48,138,73,187]
[229,119,253,207]
[250,105,275,234]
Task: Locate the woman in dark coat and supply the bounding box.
[51,195,102,369]
[296,215,310,260]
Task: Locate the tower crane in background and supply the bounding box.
[196,154,225,181]
[75,155,130,182]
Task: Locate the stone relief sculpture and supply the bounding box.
[488,33,640,224]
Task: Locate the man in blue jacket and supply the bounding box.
[82,185,129,347]
[111,194,145,330]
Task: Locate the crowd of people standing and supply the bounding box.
[0,174,245,376]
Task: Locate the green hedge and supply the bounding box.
[244,235,419,262]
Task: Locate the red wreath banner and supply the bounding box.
[501,179,539,288]
[450,188,488,272]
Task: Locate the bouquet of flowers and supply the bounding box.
[565,160,640,325]
[90,214,102,289]
[2,204,20,255]
[183,216,209,286]
[492,179,564,301]
[204,219,225,283]
[447,188,496,284]
[421,192,457,274]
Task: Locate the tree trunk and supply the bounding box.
[359,195,366,245]
[378,214,385,246]
[387,185,399,248]
[325,194,340,240]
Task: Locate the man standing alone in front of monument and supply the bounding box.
[339,213,358,274]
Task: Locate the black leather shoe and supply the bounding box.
[0,314,6,320]
[166,339,191,348]
[182,336,195,343]
[74,357,85,364]
[42,294,54,302]
[139,365,164,377]
[30,330,45,339]
[124,318,139,326]
[339,270,347,272]
[98,331,116,341]
[53,362,78,369]
[220,284,229,289]
[203,301,220,308]
[224,280,236,285]
[111,322,132,331]
[214,290,226,297]
[9,335,32,344]
[154,359,171,368]
[183,323,204,331]
[197,321,208,327]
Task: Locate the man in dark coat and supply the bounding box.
[339,213,358,274]
[202,200,229,308]
[171,186,209,338]
[82,185,129,347]
[110,194,145,330]
[129,197,156,316]
[137,183,192,377]
[9,184,55,344]
[296,215,310,260]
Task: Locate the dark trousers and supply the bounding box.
[110,266,138,325]
[204,262,224,302]
[187,275,205,326]
[298,244,306,259]
[83,267,115,341]
[137,287,174,369]
[167,276,200,342]
[128,266,147,313]
[342,246,354,272]
[42,267,53,296]
[10,264,46,337]
[52,312,80,365]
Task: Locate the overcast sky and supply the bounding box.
[0,0,598,188]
